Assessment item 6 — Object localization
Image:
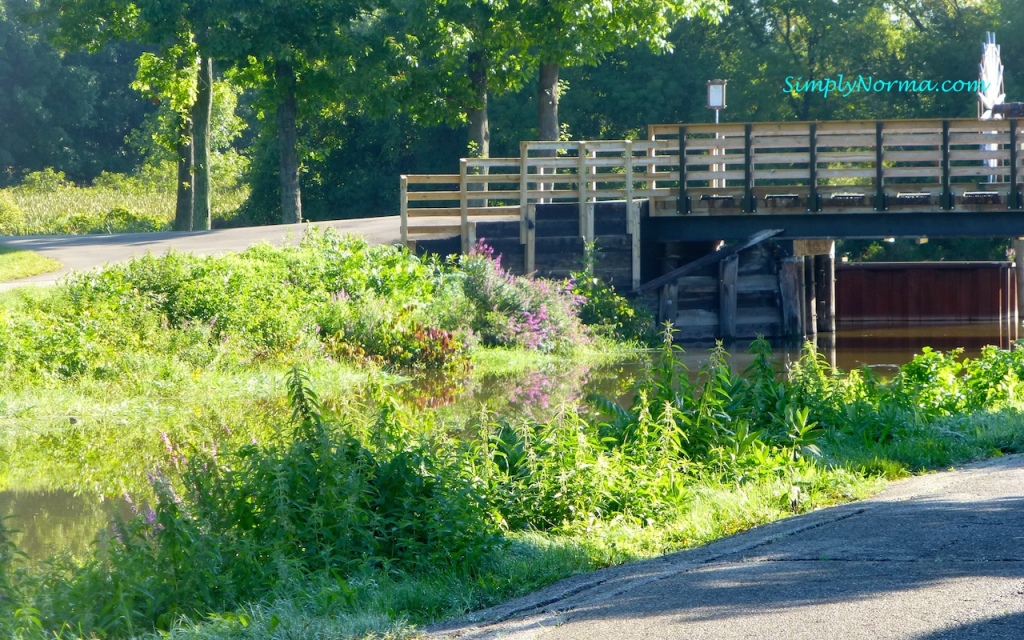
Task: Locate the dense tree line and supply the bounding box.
[0,0,1016,223]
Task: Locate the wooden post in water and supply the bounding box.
[1013,262,1020,341]
[779,257,805,337]
[815,244,837,333]
[1015,238,1024,330]
[659,283,678,326]
[804,256,817,335]
[719,254,739,339]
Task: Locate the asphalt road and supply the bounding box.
[0,216,405,291]
[431,455,1024,640]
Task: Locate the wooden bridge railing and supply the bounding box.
[648,118,1021,215]
[401,118,1024,251]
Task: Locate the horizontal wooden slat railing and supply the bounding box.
[401,118,1024,258]
[647,118,1022,215]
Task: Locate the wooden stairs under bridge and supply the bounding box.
[400,118,1024,340]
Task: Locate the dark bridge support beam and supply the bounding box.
[644,211,1024,242]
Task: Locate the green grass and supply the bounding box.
[0,167,249,236]
[0,246,62,282]
[3,235,1024,639]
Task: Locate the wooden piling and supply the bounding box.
[719,254,739,339]
[1015,238,1024,328]
[815,253,837,333]
[659,283,678,326]
[779,257,804,337]
[804,256,817,335]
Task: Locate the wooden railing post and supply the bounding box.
[460,159,469,254]
[400,174,409,245]
[743,123,755,212]
[808,122,818,212]
[677,125,689,214]
[1011,119,1020,210]
[942,119,953,210]
[520,141,529,242]
[874,121,886,211]
[626,140,640,290]
[578,142,592,243]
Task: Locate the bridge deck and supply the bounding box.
[400,118,1024,281]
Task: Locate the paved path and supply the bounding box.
[0,216,403,291]
[431,455,1024,639]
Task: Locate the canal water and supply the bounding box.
[1,321,1014,562]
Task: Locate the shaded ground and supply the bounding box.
[431,455,1024,639]
[0,216,405,290]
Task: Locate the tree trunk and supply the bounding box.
[535,62,560,203]
[192,55,214,230]
[537,62,560,141]
[467,50,489,158]
[276,60,302,224]
[174,114,194,231]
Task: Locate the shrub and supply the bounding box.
[460,240,587,353]
[571,271,656,344]
[317,296,469,371]
[0,191,25,234]
[39,369,503,636]
[18,168,72,192]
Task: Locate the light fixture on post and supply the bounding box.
[707,79,727,188]
[707,79,727,123]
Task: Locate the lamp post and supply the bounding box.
[707,79,727,123]
[707,79,727,188]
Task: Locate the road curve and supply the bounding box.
[430,454,1024,640]
[0,216,405,291]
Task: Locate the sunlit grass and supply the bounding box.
[5,186,249,235]
[1,165,249,236]
[0,246,62,282]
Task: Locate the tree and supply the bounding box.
[130,0,226,229]
[0,2,151,185]
[388,0,529,158]
[33,0,217,228]
[206,0,385,224]
[519,0,727,141]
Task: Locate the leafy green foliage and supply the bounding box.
[570,256,656,344]
[459,241,590,353]
[0,230,603,384]
[0,191,26,234]
[0,9,152,186]
[5,328,1024,637]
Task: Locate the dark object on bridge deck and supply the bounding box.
[829,192,867,206]
[893,192,932,205]
[765,194,801,208]
[993,102,1024,117]
[699,194,735,209]
[961,191,1001,205]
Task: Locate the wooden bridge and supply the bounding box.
[400,118,1024,339]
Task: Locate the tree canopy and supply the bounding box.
[0,0,1015,220]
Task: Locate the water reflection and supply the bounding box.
[3,321,1015,562]
[0,489,131,563]
[832,321,1012,370]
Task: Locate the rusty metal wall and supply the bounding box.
[836,262,1016,323]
